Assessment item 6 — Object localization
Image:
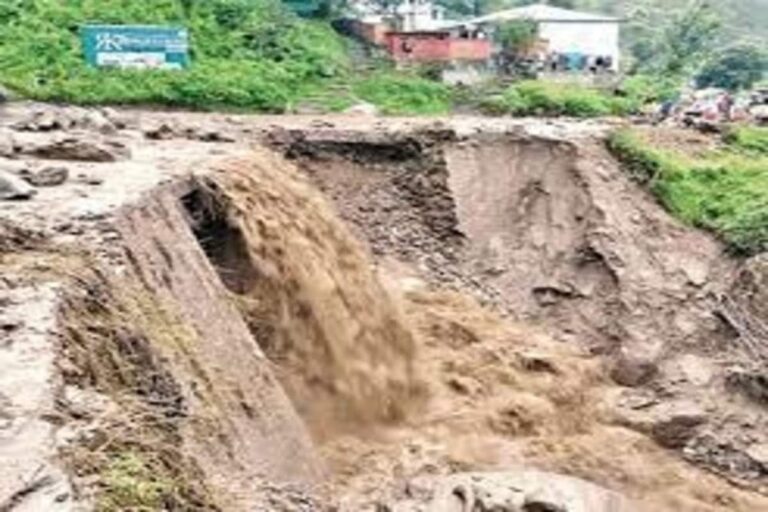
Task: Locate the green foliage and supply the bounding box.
[495,19,539,54]
[608,128,768,255]
[619,74,681,104]
[724,126,768,156]
[98,452,176,512]
[628,0,723,75]
[480,81,635,117]
[0,0,350,111]
[353,73,452,115]
[696,44,768,91]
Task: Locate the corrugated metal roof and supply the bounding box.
[446,3,621,27]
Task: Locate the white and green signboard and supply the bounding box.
[81,25,189,70]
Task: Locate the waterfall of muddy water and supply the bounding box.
[201,150,422,440]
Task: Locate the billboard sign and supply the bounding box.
[81,25,189,70]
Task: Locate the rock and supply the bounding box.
[144,122,178,140]
[100,107,128,129]
[80,110,117,134]
[612,395,707,450]
[747,443,768,470]
[13,108,72,132]
[22,135,130,162]
[609,345,660,387]
[0,170,36,200]
[195,129,236,143]
[386,471,635,512]
[726,367,768,406]
[75,173,104,186]
[345,102,379,116]
[650,404,707,449]
[23,166,69,187]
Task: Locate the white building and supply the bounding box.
[348,0,447,32]
[448,3,622,71]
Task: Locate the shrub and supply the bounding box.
[480,81,635,117]
[353,73,451,115]
[620,74,681,104]
[724,126,768,156]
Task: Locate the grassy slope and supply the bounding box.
[0,0,455,115]
[0,0,350,111]
[608,126,768,255]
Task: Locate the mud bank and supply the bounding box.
[2,105,768,511]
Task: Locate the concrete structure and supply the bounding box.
[385,31,492,63]
[447,3,622,71]
[347,0,447,31]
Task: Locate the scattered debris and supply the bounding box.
[382,471,635,512]
[20,135,131,162]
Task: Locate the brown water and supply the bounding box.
[207,150,422,440]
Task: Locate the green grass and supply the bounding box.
[608,129,768,255]
[479,80,637,118]
[98,452,176,512]
[724,126,768,155]
[0,0,350,112]
[352,72,452,115]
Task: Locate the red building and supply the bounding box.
[385,31,491,63]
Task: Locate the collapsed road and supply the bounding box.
[1,103,768,511]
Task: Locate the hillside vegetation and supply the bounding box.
[479,80,637,117]
[0,0,350,111]
[608,126,768,255]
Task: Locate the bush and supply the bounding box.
[353,73,451,115]
[608,129,768,255]
[0,0,349,111]
[724,126,768,156]
[619,74,681,104]
[480,81,635,117]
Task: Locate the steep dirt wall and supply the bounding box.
[444,134,731,356]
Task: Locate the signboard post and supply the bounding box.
[80,25,189,70]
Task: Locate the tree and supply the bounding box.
[627,0,723,76]
[494,19,539,75]
[697,44,768,91]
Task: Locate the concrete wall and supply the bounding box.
[386,33,491,62]
[539,21,620,70]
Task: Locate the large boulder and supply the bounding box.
[382,471,635,512]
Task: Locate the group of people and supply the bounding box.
[544,52,614,73]
[657,88,768,127]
